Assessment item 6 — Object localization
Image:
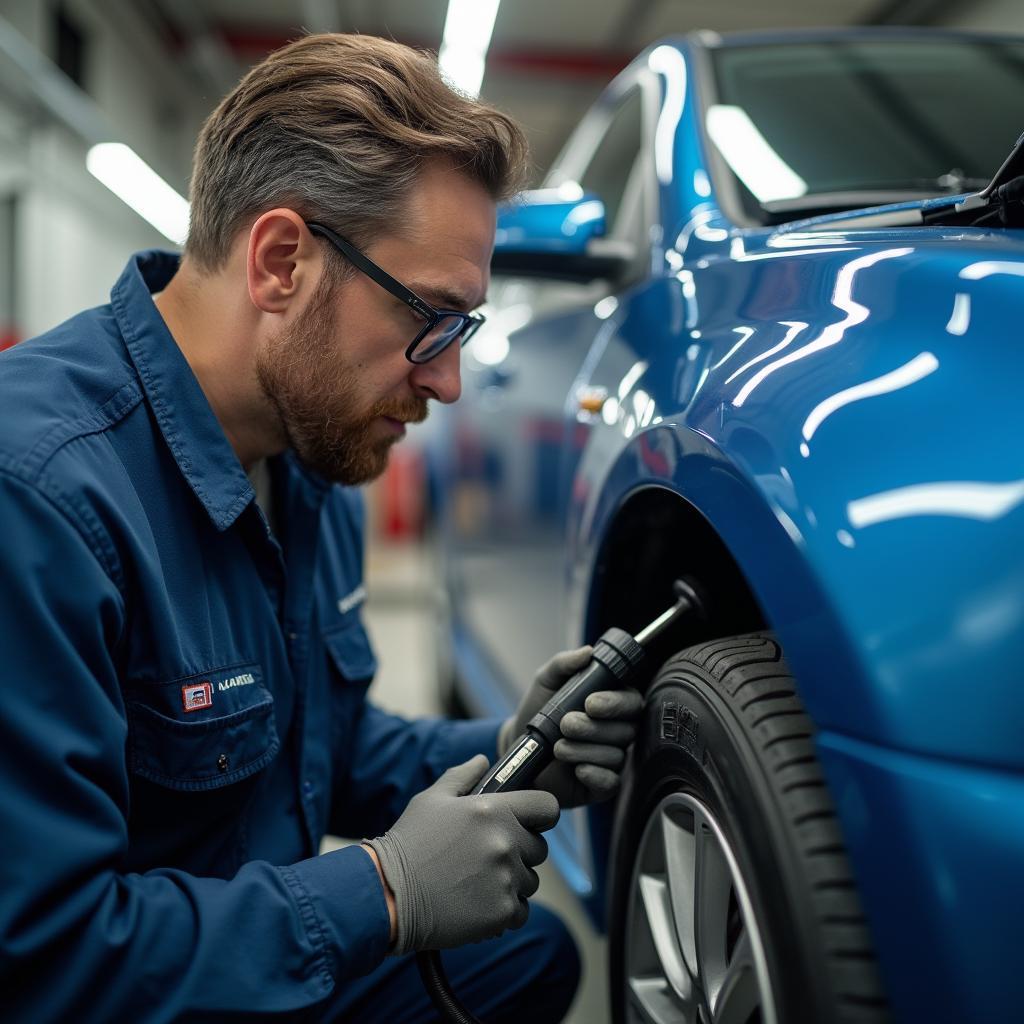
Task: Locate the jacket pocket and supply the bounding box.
[323,615,378,684]
[126,685,280,791]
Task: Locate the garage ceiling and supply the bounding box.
[143,0,961,178]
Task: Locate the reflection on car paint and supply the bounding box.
[945,292,970,334]
[800,352,939,451]
[649,45,688,184]
[959,260,1024,279]
[848,479,1024,527]
[732,248,913,407]
[724,320,807,385]
[733,245,858,262]
[708,324,756,371]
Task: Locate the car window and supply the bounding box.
[579,88,644,234]
[487,88,649,325]
[710,39,1024,224]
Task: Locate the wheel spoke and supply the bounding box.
[638,872,693,1001]
[694,813,732,1003]
[628,977,693,1024]
[624,793,777,1024]
[662,807,698,975]
[711,930,760,1024]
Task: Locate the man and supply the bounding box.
[0,34,640,1022]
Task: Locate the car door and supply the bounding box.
[439,76,656,709]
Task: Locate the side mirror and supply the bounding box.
[492,190,635,283]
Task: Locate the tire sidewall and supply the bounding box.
[609,662,831,1024]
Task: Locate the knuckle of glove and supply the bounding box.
[577,764,621,798]
[554,738,626,768]
[584,688,643,719]
[536,646,591,689]
[488,832,516,865]
[473,797,495,821]
[563,716,636,747]
[590,744,627,768]
[558,710,594,739]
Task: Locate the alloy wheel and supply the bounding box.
[624,792,777,1024]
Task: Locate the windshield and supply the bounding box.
[708,37,1024,223]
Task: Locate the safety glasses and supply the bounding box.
[306,221,486,364]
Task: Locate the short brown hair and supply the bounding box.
[186,33,530,269]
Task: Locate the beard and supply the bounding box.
[255,280,428,485]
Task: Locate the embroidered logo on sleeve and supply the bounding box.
[337,584,367,616]
[181,681,213,712]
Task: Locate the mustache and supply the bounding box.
[370,395,429,425]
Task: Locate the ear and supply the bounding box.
[246,209,321,313]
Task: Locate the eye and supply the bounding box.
[404,298,432,323]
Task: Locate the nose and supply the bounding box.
[409,339,462,404]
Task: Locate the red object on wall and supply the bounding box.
[0,327,20,352]
[379,446,426,540]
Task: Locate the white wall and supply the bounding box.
[0,0,208,339]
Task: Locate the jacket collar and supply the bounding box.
[111,250,254,531]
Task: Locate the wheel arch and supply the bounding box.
[585,484,771,689]
[571,431,880,745]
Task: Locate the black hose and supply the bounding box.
[416,949,481,1023]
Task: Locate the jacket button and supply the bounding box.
[217,753,230,772]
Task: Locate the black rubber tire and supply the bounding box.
[608,633,888,1024]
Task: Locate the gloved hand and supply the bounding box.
[365,754,559,955]
[499,646,643,808]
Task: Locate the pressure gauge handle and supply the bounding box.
[472,628,644,795]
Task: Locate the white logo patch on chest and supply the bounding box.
[218,672,256,692]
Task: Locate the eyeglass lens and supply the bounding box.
[412,314,474,363]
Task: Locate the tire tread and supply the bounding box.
[656,632,888,1021]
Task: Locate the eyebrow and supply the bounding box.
[407,282,486,313]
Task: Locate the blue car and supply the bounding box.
[429,27,1024,1024]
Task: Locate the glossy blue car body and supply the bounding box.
[430,28,1024,1022]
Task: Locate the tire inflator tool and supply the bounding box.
[417,579,705,1024]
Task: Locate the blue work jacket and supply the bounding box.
[0,251,501,1021]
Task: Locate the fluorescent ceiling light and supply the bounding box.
[706,104,807,204]
[439,0,500,98]
[87,143,189,245]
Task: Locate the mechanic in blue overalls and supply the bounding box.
[0,32,642,1024]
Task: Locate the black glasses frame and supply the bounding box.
[306,221,485,364]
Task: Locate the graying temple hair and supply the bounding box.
[185,32,529,269]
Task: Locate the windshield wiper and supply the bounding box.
[805,173,989,194]
[762,188,947,224]
[924,133,1024,228]
[763,174,991,221]
[909,170,990,193]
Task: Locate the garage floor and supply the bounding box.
[322,538,610,1024]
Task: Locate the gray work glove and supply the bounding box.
[498,646,643,808]
[366,754,559,955]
